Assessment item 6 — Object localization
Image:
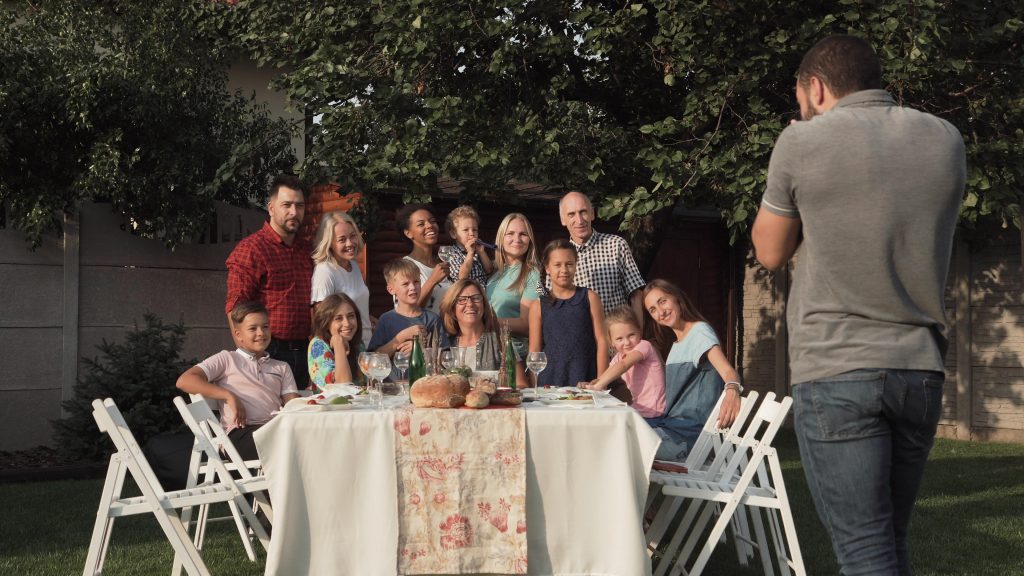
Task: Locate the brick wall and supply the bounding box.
[739,225,1024,443]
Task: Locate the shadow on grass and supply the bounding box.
[0,478,264,576]
[3,433,1022,576]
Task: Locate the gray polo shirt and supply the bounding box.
[761,89,965,384]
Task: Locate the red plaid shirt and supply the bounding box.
[226,222,313,340]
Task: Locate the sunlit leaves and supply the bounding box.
[193,0,1022,243]
[0,2,296,248]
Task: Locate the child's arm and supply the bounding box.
[582,350,644,390]
[706,345,741,428]
[330,334,355,385]
[457,248,475,281]
[527,301,542,385]
[176,366,246,429]
[476,245,494,274]
[528,301,542,352]
[588,291,609,375]
[374,325,424,357]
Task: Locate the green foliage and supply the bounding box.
[52,314,195,461]
[196,0,1022,243]
[0,1,296,248]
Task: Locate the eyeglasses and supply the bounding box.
[455,294,483,306]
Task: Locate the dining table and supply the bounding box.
[253,391,661,576]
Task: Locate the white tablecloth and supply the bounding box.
[254,404,660,576]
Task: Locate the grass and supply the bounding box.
[2,431,1022,576]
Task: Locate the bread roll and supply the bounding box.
[490,389,523,406]
[410,374,471,408]
[464,390,490,409]
[470,376,497,395]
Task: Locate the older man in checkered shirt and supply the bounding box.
[559,191,646,321]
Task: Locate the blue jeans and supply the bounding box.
[792,369,944,576]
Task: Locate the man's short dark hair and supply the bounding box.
[269,174,309,201]
[797,35,883,98]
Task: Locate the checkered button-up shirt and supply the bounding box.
[572,230,646,312]
[226,222,313,340]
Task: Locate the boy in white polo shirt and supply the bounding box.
[176,301,299,460]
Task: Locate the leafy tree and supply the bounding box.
[198,0,1021,251]
[0,1,296,248]
[52,314,195,461]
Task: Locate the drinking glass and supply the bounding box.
[393,350,410,381]
[358,351,373,388]
[440,349,455,372]
[437,245,457,264]
[526,351,547,384]
[368,353,392,409]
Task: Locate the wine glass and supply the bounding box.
[357,351,373,388]
[526,351,547,387]
[368,353,392,409]
[437,245,458,264]
[393,350,410,381]
[440,349,455,372]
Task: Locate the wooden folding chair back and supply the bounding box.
[171,395,271,576]
[84,398,238,576]
[649,393,806,576]
[647,391,760,568]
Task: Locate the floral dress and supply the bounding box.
[307,337,363,392]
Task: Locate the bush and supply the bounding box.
[52,314,196,461]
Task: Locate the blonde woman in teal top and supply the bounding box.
[485,213,541,358]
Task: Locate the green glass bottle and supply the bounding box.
[408,335,426,385]
[501,322,517,390]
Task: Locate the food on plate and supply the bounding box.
[329,396,350,405]
[490,389,523,406]
[447,366,472,378]
[410,374,471,408]
[555,390,592,401]
[306,399,318,405]
[464,390,490,409]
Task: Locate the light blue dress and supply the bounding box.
[486,264,539,358]
[646,322,724,460]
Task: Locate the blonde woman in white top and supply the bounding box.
[311,211,373,347]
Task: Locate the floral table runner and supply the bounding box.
[394,407,527,574]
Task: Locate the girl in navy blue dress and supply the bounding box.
[528,239,608,386]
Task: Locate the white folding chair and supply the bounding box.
[172,395,272,576]
[84,398,263,576]
[646,390,760,567]
[649,392,805,576]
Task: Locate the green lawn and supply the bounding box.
[3,431,1023,575]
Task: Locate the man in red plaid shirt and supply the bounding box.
[226,174,313,389]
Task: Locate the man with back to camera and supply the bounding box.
[752,35,965,575]
[226,174,313,389]
[558,190,646,322]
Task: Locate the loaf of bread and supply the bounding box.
[490,389,523,406]
[410,374,471,408]
[464,390,490,409]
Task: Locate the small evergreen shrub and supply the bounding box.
[52,314,196,461]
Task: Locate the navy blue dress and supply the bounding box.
[538,287,597,386]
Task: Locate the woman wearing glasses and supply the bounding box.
[440,279,527,387]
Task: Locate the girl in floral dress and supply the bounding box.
[307,293,365,392]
